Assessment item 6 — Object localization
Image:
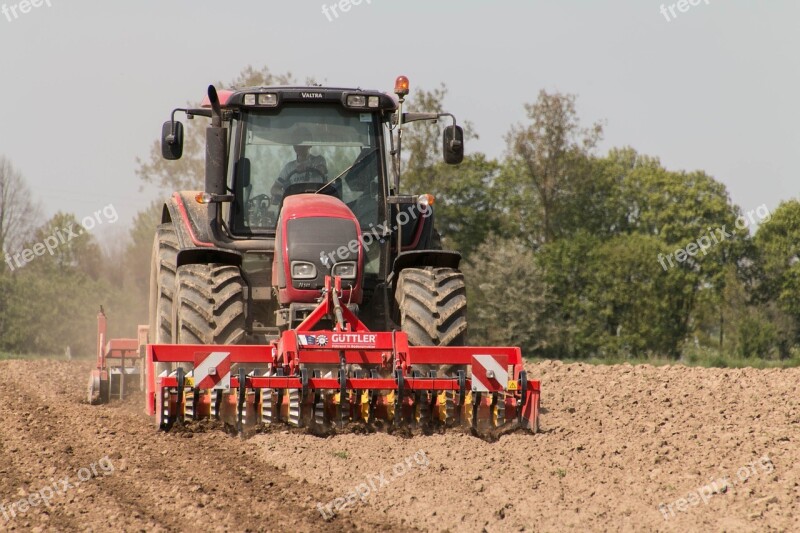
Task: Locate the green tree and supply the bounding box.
[692,265,793,358]
[0,155,41,257]
[623,154,752,347]
[24,213,105,280]
[585,234,694,356]
[502,91,603,246]
[525,145,754,358]
[753,200,800,340]
[0,213,111,355]
[461,237,550,351]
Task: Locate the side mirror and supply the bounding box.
[161,121,184,160]
[443,125,464,165]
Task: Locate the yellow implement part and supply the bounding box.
[436,390,448,423]
[359,390,369,422]
[386,391,395,422]
[414,391,430,425]
[492,393,505,428]
[463,390,473,423]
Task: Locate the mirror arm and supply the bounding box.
[166,108,188,144]
[401,112,462,150]
[438,113,463,151]
[401,112,439,123]
[439,112,457,127]
[401,112,457,126]
[166,107,215,144]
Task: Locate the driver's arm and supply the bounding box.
[272,162,294,200]
[311,154,329,178]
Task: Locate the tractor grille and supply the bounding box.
[286,217,358,290]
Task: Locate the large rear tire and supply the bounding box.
[396,267,468,347]
[396,267,468,422]
[173,264,247,345]
[147,223,179,398]
[148,223,178,344]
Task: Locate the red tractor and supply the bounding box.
[97,77,539,435]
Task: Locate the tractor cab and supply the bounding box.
[213,88,395,236]
[218,88,395,278]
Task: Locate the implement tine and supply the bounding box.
[338,367,348,429]
[368,369,379,424]
[394,368,404,427]
[236,367,246,437]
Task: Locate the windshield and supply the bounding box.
[233,106,381,234]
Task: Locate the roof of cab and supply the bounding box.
[201,86,398,111]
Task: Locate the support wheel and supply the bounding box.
[87,373,106,405]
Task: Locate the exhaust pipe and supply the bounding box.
[205,85,227,196]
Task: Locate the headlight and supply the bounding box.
[346,95,366,107]
[291,261,317,280]
[332,262,357,279]
[258,93,278,106]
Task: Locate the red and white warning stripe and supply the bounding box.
[471,354,509,392]
[193,351,232,390]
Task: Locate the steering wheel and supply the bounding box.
[246,193,274,227]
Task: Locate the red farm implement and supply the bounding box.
[87,308,147,404]
[146,277,540,436]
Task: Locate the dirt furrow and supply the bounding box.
[0,360,411,532]
[1,358,799,531]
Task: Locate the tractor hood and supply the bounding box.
[272,194,363,305]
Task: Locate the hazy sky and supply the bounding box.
[0,1,797,238]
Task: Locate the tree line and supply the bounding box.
[1,66,798,362]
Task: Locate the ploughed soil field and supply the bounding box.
[0,359,797,532]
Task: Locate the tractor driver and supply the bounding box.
[271,126,330,204]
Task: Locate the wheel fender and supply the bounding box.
[162,193,243,268]
[391,250,462,282]
[162,191,217,250]
[176,248,242,268]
